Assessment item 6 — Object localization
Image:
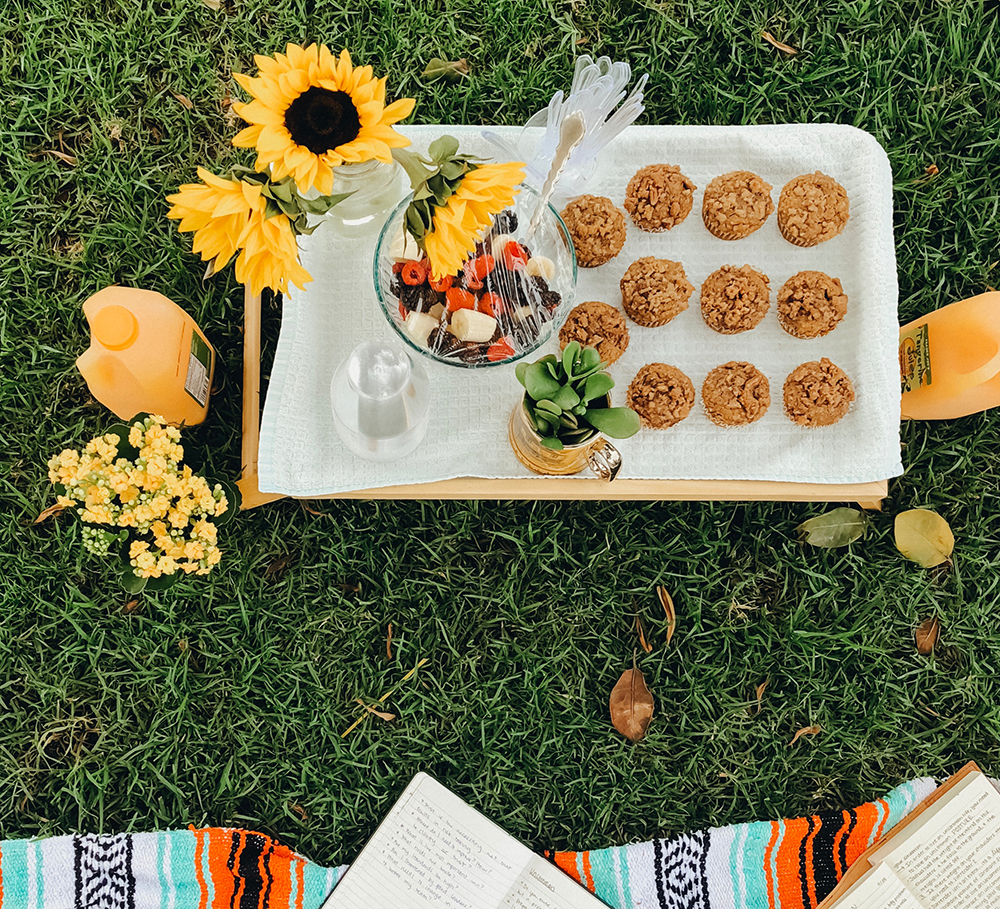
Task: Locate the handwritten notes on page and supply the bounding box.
[321,773,607,909]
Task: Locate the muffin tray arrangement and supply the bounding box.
[252,124,902,500]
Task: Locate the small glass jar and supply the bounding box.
[325,159,406,238]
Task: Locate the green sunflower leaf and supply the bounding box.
[428,135,461,161]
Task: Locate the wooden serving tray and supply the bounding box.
[239,286,887,510]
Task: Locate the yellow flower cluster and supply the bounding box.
[48,415,228,580]
[424,161,526,281]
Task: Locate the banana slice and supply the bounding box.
[451,309,497,343]
[525,256,555,280]
[404,311,440,346]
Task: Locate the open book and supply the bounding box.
[819,762,1000,908]
[320,773,608,909]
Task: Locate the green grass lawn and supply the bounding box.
[2,0,1000,866]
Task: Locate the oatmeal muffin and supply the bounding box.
[783,358,855,427]
[777,172,850,246]
[777,270,848,339]
[626,363,695,429]
[702,362,770,426]
[700,265,771,334]
[619,257,694,327]
[701,171,775,240]
[560,195,627,267]
[558,301,630,365]
[623,164,697,232]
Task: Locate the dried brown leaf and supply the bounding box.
[789,724,821,746]
[355,698,395,722]
[925,164,939,176]
[386,623,393,660]
[264,553,294,580]
[33,502,68,524]
[44,149,77,166]
[635,615,652,654]
[915,616,940,655]
[609,665,654,742]
[761,30,798,54]
[657,586,677,646]
[300,500,325,516]
[289,801,308,821]
[754,679,769,714]
[170,90,194,110]
[123,599,140,614]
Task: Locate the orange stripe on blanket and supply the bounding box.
[295,858,305,909]
[265,839,293,909]
[763,822,781,909]
[205,827,239,908]
[581,850,595,892]
[830,810,851,876]
[553,852,582,883]
[844,803,878,870]
[774,818,810,909]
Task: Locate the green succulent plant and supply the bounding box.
[515,342,641,450]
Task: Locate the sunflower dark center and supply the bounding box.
[284,87,361,155]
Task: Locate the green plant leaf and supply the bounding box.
[580,346,601,372]
[584,406,641,439]
[532,408,559,431]
[559,412,579,429]
[535,399,562,415]
[525,363,563,401]
[145,572,179,591]
[393,147,432,187]
[422,58,470,85]
[582,372,614,403]
[122,570,147,594]
[562,341,581,380]
[213,478,241,525]
[428,135,461,162]
[894,509,955,567]
[551,385,580,411]
[515,361,529,387]
[540,436,564,451]
[796,508,869,548]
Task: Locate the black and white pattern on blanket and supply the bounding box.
[654,831,710,908]
[75,833,136,909]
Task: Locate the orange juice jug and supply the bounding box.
[76,286,215,425]
[900,291,1000,420]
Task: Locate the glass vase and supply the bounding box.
[325,159,405,239]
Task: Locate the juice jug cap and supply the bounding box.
[92,304,139,350]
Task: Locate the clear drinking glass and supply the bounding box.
[330,341,431,461]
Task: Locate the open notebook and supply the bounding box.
[320,773,608,909]
[819,762,1000,908]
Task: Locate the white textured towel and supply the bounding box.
[258,124,902,496]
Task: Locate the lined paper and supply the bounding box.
[322,774,606,909]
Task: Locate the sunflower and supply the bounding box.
[167,169,312,296]
[422,161,526,281]
[232,43,415,195]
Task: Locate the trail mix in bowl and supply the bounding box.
[388,210,563,364]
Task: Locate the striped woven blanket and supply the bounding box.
[0,777,937,909]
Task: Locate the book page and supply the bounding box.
[879,772,1000,909]
[321,773,606,909]
[831,864,926,909]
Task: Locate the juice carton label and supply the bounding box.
[900,324,931,394]
[184,332,212,406]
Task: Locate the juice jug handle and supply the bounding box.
[955,341,1000,390]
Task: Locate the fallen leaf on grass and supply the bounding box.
[657,586,677,645]
[915,616,941,655]
[342,658,428,738]
[925,164,939,176]
[635,614,652,653]
[264,553,294,580]
[201,0,221,8]
[761,30,798,55]
[355,699,396,722]
[753,679,768,714]
[797,507,868,547]
[170,90,194,110]
[289,801,308,821]
[789,725,821,746]
[895,509,954,567]
[33,502,68,524]
[300,500,325,516]
[422,57,470,84]
[43,150,77,167]
[610,663,654,742]
[123,598,140,614]
[386,623,393,660]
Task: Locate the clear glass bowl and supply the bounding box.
[372,184,578,369]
